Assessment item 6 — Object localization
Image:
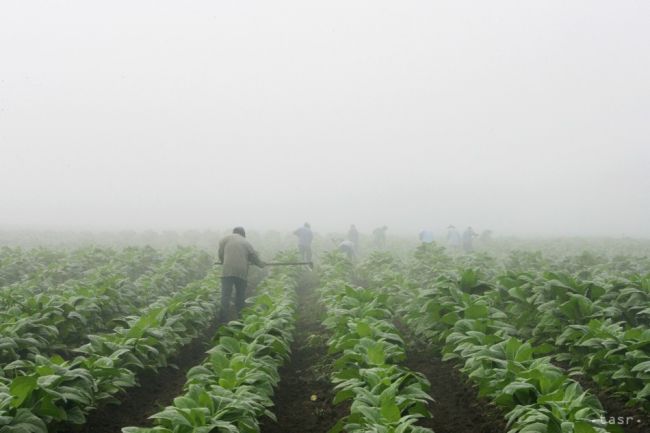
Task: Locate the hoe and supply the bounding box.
[216,261,314,270]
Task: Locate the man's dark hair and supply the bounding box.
[233,226,246,237]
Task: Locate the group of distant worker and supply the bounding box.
[293,222,389,262]
[218,223,490,322]
[420,225,486,253]
[294,223,487,260]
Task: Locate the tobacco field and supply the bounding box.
[0,243,649,433]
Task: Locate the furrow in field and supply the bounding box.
[119,261,299,433]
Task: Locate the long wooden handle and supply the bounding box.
[215,261,312,266]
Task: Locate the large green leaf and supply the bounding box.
[9,376,37,408]
[380,400,401,424]
[0,408,48,433]
[218,368,238,390]
[366,344,386,366]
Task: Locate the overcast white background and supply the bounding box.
[1,0,648,237]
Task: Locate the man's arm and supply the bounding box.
[247,242,266,267]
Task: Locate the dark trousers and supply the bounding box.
[220,276,247,322]
[299,244,312,262]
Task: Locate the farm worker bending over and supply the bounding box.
[293,222,313,262]
[218,227,266,322]
[338,240,356,260]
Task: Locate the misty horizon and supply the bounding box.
[1,1,648,238]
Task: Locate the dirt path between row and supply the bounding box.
[402,342,507,433]
[354,275,506,433]
[68,316,220,433]
[260,276,348,433]
[67,275,273,433]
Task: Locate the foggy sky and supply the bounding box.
[1,0,649,237]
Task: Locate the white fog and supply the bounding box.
[1,0,648,238]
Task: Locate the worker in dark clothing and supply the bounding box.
[462,226,478,253]
[293,222,313,262]
[348,224,359,251]
[218,227,265,322]
[372,226,388,249]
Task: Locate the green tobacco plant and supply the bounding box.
[495,268,650,410]
[122,266,298,433]
[0,270,219,429]
[359,250,614,433]
[0,247,211,365]
[321,254,434,433]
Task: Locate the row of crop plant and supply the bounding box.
[0,246,175,299]
[358,251,613,433]
[495,270,650,410]
[320,253,434,433]
[122,264,299,433]
[0,247,211,308]
[0,248,212,365]
[0,267,220,432]
[0,246,127,288]
[420,250,650,412]
[404,245,650,413]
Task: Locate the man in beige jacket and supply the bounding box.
[218,227,266,321]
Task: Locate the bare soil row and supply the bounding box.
[260,278,506,433]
